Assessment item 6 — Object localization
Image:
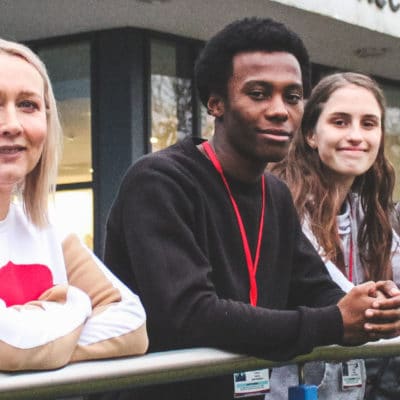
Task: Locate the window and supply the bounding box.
[150,39,193,152]
[200,106,215,140]
[39,42,93,247]
[150,38,211,151]
[381,83,400,201]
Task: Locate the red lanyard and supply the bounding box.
[202,141,266,306]
[348,236,353,283]
[347,200,354,283]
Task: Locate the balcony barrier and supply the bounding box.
[2,337,400,399]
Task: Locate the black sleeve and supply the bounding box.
[105,159,344,361]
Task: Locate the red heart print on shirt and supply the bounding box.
[0,261,53,306]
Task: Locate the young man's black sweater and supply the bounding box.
[106,136,344,356]
[104,137,345,398]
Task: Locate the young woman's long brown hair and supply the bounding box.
[273,72,395,281]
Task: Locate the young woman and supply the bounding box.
[0,38,148,371]
[272,72,400,399]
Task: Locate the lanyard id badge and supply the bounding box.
[341,360,363,390]
[233,368,270,398]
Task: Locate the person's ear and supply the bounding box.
[207,94,225,118]
[306,131,317,150]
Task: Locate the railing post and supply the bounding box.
[288,363,318,400]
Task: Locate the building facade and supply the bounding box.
[1,0,399,254]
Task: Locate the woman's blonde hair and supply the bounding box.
[0,38,62,227]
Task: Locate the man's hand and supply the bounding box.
[370,280,400,299]
[364,280,400,340]
[338,281,377,345]
[338,280,400,344]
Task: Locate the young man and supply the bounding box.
[104,18,400,399]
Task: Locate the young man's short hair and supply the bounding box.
[194,17,311,107]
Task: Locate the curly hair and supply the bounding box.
[274,72,395,281]
[0,38,62,227]
[194,17,311,107]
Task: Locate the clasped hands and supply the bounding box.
[338,280,400,345]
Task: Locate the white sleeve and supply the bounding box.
[77,251,146,345]
[0,286,91,371]
[324,260,354,293]
[390,230,400,287]
[0,286,91,349]
[303,218,354,293]
[62,233,148,361]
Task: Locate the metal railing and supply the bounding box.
[2,337,400,399]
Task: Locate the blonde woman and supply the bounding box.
[0,38,148,371]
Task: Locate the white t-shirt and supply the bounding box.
[0,203,147,371]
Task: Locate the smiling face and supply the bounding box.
[307,84,382,188]
[209,51,304,172]
[0,53,47,194]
